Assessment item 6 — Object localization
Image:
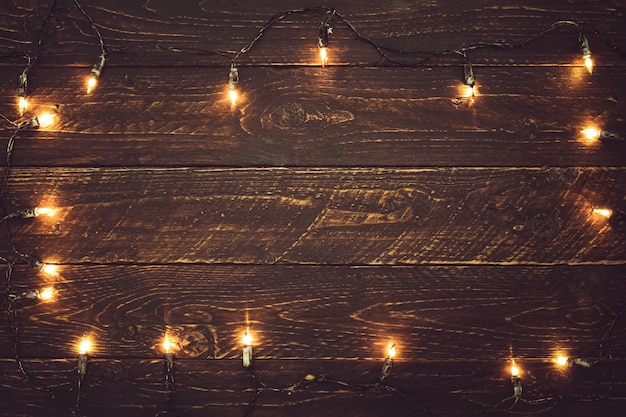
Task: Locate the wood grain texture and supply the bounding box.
[0,358,624,417]
[1,265,624,360]
[3,167,625,264]
[1,1,626,416]
[0,358,626,417]
[0,0,624,67]
[1,65,625,168]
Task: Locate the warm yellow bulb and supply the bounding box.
[162,335,174,353]
[38,287,55,301]
[18,97,28,116]
[387,344,396,359]
[555,355,569,368]
[510,361,521,377]
[78,337,93,355]
[584,56,593,74]
[242,330,253,346]
[87,76,97,94]
[41,263,59,276]
[593,208,612,218]
[34,207,57,217]
[37,112,55,129]
[229,89,238,107]
[464,85,475,98]
[581,127,601,142]
[319,47,328,66]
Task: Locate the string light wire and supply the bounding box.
[242,362,431,417]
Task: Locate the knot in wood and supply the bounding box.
[268,102,306,130]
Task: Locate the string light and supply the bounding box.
[86,53,106,94]
[17,112,56,130]
[74,335,94,414]
[162,334,175,373]
[318,22,332,66]
[463,63,476,95]
[240,338,428,417]
[155,334,178,416]
[580,35,593,74]
[554,355,592,369]
[17,70,28,116]
[581,127,624,142]
[69,0,108,94]
[6,287,56,302]
[511,371,523,403]
[1,206,57,222]
[77,336,93,378]
[379,343,396,382]
[490,360,526,410]
[228,64,239,107]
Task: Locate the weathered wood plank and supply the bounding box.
[1,265,624,360]
[1,66,625,167]
[0,0,624,67]
[0,358,624,417]
[3,168,625,264]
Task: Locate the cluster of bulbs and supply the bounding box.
[12,8,622,145]
[499,355,594,410]
[15,0,106,116]
[56,326,602,415]
[1,207,60,302]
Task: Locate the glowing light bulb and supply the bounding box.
[581,127,601,142]
[38,287,55,301]
[554,355,569,368]
[510,361,520,377]
[319,47,328,66]
[229,88,238,107]
[243,331,253,347]
[36,112,55,129]
[463,85,475,98]
[162,335,174,354]
[77,336,92,378]
[592,208,612,218]
[580,36,593,74]
[228,64,239,108]
[78,337,93,355]
[318,22,331,66]
[86,53,106,94]
[380,343,395,381]
[34,207,56,217]
[41,263,59,277]
[162,334,175,374]
[584,56,593,74]
[86,76,97,94]
[387,343,397,359]
[18,97,28,116]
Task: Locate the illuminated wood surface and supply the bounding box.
[4,167,626,264]
[1,66,625,168]
[1,0,625,416]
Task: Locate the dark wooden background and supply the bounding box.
[1,0,625,416]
